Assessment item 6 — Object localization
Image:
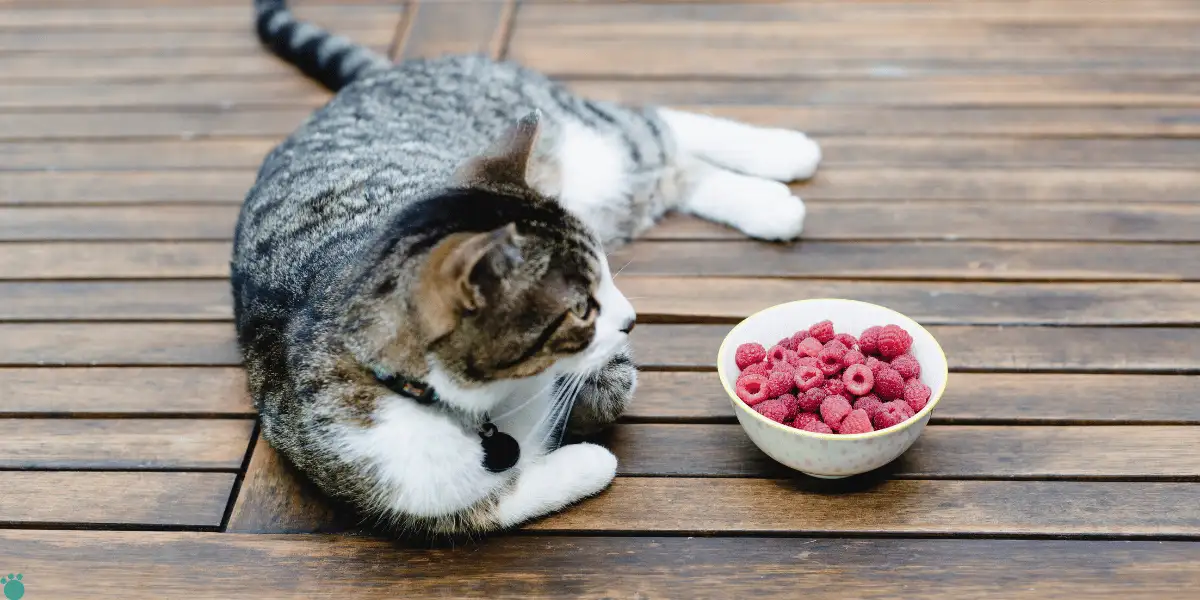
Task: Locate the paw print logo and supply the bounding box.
[0,574,23,600]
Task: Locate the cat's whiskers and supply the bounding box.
[612,258,635,279]
[523,371,581,449]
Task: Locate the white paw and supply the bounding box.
[547,442,618,498]
[738,190,807,241]
[751,130,823,182]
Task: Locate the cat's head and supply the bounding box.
[350,112,636,393]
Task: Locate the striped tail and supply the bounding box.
[254,0,391,91]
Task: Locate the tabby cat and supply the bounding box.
[232,0,822,536]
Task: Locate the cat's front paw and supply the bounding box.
[735,180,807,241]
[551,442,618,498]
[567,352,637,436]
[752,130,822,182]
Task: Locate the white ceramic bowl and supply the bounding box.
[717,299,949,479]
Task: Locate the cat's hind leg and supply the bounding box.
[677,158,808,242]
[658,108,822,182]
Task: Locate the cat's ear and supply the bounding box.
[436,223,525,313]
[452,111,541,188]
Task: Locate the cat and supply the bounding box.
[232,0,822,536]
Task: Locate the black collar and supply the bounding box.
[372,369,521,473]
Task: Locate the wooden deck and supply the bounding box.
[3,0,1200,597]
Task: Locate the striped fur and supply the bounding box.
[253,0,389,90]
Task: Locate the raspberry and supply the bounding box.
[792,412,820,430]
[809,320,836,343]
[799,419,835,434]
[776,393,801,420]
[903,379,932,412]
[874,366,905,401]
[842,349,866,368]
[735,343,767,370]
[865,356,885,375]
[735,374,771,406]
[793,365,824,392]
[797,337,823,358]
[858,326,883,355]
[792,355,819,370]
[890,354,921,380]
[842,364,875,396]
[822,377,845,397]
[817,344,846,376]
[876,324,913,359]
[789,331,811,348]
[766,344,795,367]
[739,362,770,379]
[837,409,874,434]
[754,398,790,423]
[872,401,915,430]
[853,395,884,418]
[770,359,795,375]
[819,395,852,428]
[798,387,828,412]
[776,336,798,352]
[766,370,794,398]
[834,333,857,350]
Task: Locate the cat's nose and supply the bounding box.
[620,317,637,334]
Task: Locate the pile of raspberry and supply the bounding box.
[733,320,930,434]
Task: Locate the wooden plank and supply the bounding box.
[609,424,1200,478]
[628,371,1200,425]
[647,206,1200,242]
[530,478,1200,536]
[0,419,253,469]
[571,78,1200,108]
[0,5,401,29]
[1,52,329,82]
[7,532,1200,600]
[630,324,1200,372]
[0,367,253,416]
[619,277,1200,326]
[0,79,329,110]
[0,242,229,279]
[0,323,239,366]
[0,471,233,527]
[790,168,1200,202]
[0,110,313,142]
[0,281,232,321]
[613,241,1200,281]
[0,28,389,53]
[1,171,255,205]
[0,206,238,241]
[14,204,1200,242]
[0,140,276,171]
[5,278,1200,327]
[9,240,1200,281]
[672,105,1200,138]
[398,0,512,59]
[227,432,345,534]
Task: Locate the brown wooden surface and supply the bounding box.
[6,0,1200,596]
[4,532,1199,600]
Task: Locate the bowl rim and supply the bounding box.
[717,298,949,441]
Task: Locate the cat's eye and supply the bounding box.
[574,297,599,320]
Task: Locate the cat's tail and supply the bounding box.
[253,0,391,91]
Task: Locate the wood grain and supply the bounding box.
[398,0,512,59]
[0,281,232,321]
[531,478,1200,536]
[226,432,344,534]
[0,471,234,527]
[0,419,253,469]
[0,206,238,241]
[1,79,329,109]
[613,240,1200,281]
[13,203,1200,242]
[619,277,1200,325]
[572,78,1200,108]
[671,105,1200,137]
[0,367,252,415]
[630,371,1200,424]
[0,110,313,141]
[608,424,1200,478]
[1,171,255,205]
[0,323,239,366]
[7,531,1200,599]
[646,207,1200,242]
[628,324,1200,372]
[0,242,229,279]
[0,5,401,29]
[0,140,276,171]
